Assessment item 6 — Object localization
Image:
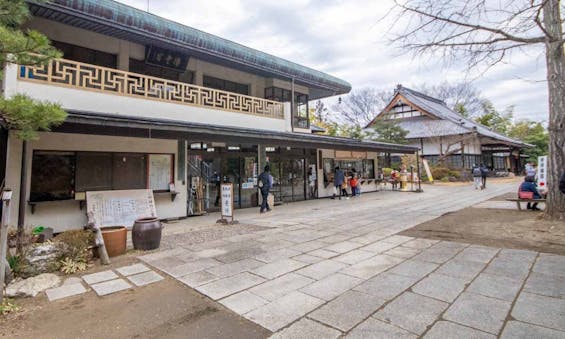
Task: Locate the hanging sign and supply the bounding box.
[537,155,548,192]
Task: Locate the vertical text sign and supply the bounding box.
[537,156,547,189]
[221,183,233,218]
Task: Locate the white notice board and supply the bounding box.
[221,183,234,218]
[148,154,173,191]
[86,189,157,228]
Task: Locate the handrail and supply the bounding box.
[18,58,285,119]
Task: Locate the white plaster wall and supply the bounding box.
[15,79,287,132]
[413,136,482,156]
[4,131,187,232]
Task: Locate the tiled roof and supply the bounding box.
[389,86,530,147]
[27,0,351,98]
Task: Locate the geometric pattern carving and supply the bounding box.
[18,59,285,119]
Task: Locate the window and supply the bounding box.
[322,158,376,182]
[31,151,173,202]
[203,75,249,95]
[52,41,117,68]
[264,87,309,128]
[30,152,75,202]
[129,58,193,83]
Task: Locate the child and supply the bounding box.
[349,174,359,197]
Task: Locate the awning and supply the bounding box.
[56,110,419,154]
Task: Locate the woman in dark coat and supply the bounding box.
[519,176,542,210]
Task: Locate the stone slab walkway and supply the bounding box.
[139,182,565,338]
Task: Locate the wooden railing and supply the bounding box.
[18,58,285,119]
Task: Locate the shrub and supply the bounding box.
[7,254,26,276]
[59,257,88,275]
[431,167,450,180]
[54,229,95,263]
[382,168,393,176]
[448,170,462,180]
[0,299,19,316]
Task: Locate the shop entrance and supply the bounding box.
[187,143,258,215]
[267,147,317,203]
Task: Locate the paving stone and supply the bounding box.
[453,246,499,263]
[290,240,327,253]
[346,318,416,339]
[196,272,265,300]
[162,258,222,278]
[498,249,537,263]
[483,257,531,280]
[300,273,362,301]
[62,277,82,286]
[532,254,565,278]
[115,263,151,276]
[270,318,341,339]
[90,279,132,296]
[467,273,523,301]
[384,247,421,259]
[193,248,228,258]
[412,273,467,302]
[296,260,348,280]
[501,321,565,339]
[431,241,469,250]
[177,271,219,288]
[219,290,268,314]
[411,248,460,264]
[388,259,438,279]
[361,240,399,253]
[137,247,191,262]
[46,283,87,301]
[424,321,495,339]
[205,258,265,278]
[340,255,404,280]
[318,234,352,244]
[523,272,565,298]
[353,272,419,300]
[251,259,308,279]
[292,254,324,264]
[382,235,414,245]
[255,248,304,263]
[333,250,376,265]
[215,247,265,263]
[245,291,324,332]
[250,272,315,301]
[444,292,512,334]
[150,256,188,271]
[309,290,384,331]
[374,292,448,335]
[259,239,298,251]
[82,270,118,285]
[127,271,164,287]
[185,239,231,251]
[401,239,438,249]
[323,241,362,254]
[348,232,388,245]
[436,260,486,281]
[307,249,340,259]
[511,292,565,331]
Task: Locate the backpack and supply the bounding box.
[258,179,264,188]
[472,167,481,176]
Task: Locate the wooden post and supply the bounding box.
[87,212,110,265]
[0,189,13,304]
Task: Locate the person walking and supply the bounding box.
[480,163,488,190]
[332,166,345,200]
[471,164,482,190]
[258,165,272,213]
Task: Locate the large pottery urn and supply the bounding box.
[101,226,127,257]
[132,217,163,250]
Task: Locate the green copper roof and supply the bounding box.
[28,0,351,98]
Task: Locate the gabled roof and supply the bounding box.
[368,85,530,148]
[27,0,351,99]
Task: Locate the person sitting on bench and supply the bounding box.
[518,176,542,211]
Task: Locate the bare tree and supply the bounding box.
[417,82,484,117]
[387,0,565,220]
[332,88,393,128]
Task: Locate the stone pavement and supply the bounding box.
[139,182,565,338]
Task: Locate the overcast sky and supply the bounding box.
[117,0,549,122]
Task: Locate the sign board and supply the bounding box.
[148,154,173,191]
[537,155,548,191]
[422,159,434,183]
[86,189,157,229]
[221,183,234,219]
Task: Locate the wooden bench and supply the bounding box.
[505,198,546,210]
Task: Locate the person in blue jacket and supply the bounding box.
[519,176,542,210]
[332,166,345,200]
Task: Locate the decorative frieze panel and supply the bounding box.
[18,59,284,119]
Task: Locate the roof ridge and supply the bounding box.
[395,84,446,105]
